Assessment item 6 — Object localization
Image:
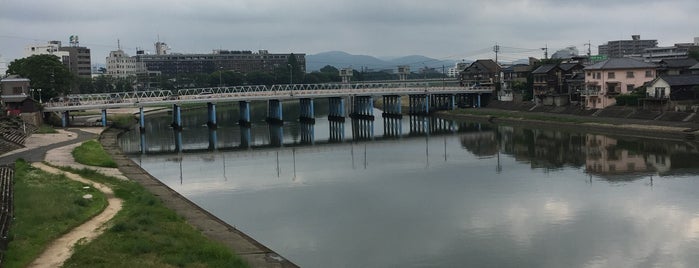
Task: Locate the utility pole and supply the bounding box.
[541,45,548,60]
[584,41,592,57]
[493,43,500,64]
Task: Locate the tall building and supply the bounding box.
[106,49,141,78]
[24,36,92,79]
[135,49,306,77]
[598,35,657,58]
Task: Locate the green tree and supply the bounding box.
[6,54,74,99]
[245,71,275,85]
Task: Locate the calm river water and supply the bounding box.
[119,103,699,267]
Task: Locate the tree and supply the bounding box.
[6,54,73,99]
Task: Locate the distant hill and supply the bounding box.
[307,51,462,73]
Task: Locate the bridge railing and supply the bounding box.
[43,82,493,108]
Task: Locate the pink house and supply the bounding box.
[581,58,656,109]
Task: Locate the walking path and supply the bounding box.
[27,162,123,268]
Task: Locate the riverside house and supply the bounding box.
[581,58,657,109]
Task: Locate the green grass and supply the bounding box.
[35,124,58,134]
[58,167,248,268]
[3,160,108,268]
[451,109,596,124]
[72,140,118,168]
[107,114,137,129]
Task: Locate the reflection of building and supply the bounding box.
[584,134,665,179]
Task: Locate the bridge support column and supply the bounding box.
[382,95,403,119]
[171,104,182,130]
[240,126,251,148]
[300,122,315,144]
[351,96,374,120]
[328,97,346,122]
[425,94,430,114]
[269,124,284,147]
[61,111,69,128]
[299,98,315,124]
[139,107,145,132]
[450,94,456,110]
[174,129,183,152]
[207,102,217,129]
[101,109,107,127]
[329,120,345,142]
[208,129,218,150]
[238,101,251,127]
[139,130,147,154]
[267,100,283,124]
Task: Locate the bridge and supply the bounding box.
[42,80,494,128]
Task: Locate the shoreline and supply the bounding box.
[438,109,699,142]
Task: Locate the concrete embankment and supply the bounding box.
[99,128,298,268]
[439,108,699,142]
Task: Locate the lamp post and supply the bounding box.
[38,88,42,103]
[288,64,293,96]
[219,67,223,87]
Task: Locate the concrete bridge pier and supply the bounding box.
[238,101,251,127]
[328,97,346,122]
[409,115,430,135]
[240,126,251,148]
[351,118,374,141]
[207,102,217,129]
[299,98,315,124]
[61,111,70,128]
[139,130,147,155]
[171,104,183,130]
[351,96,374,120]
[409,94,430,115]
[174,129,183,152]
[300,122,315,144]
[139,107,145,132]
[382,95,402,118]
[269,124,284,147]
[329,120,345,142]
[267,100,283,125]
[383,117,402,138]
[208,128,218,150]
[101,109,108,127]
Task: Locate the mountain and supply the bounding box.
[306,51,460,73]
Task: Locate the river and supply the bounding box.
[119,103,699,267]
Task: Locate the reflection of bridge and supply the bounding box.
[43,81,493,127]
[119,116,494,155]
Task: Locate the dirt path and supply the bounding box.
[27,162,123,268]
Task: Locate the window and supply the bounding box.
[587,72,591,77]
[596,72,602,79]
[626,71,634,78]
[608,72,615,79]
[645,70,653,77]
[627,84,635,92]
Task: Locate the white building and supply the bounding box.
[0,54,8,77]
[106,49,141,77]
[24,41,70,61]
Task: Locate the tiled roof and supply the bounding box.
[689,63,699,70]
[558,63,582,72]
[585,58,657,70]
[660,58,699,68]
[531,64,557,74]
[658,74,699,86]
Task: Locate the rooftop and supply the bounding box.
[585,58,657,70]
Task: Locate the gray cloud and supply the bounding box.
[1,0,697,65]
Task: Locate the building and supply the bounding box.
[657,58,699,76]
[643,74,699,111]
[581,58,657,109]
[447,61,470,77]
[531,62,584,106]
[0,76,30,96]
[106,49,142,78]
[459,59,501,87]
[24,37,92,79]
[691,63,699,75]
[136,49,306,77]
[598,35,657,58]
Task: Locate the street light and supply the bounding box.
[219,67,223,87]
[288,64,293,96]
[38,88,42,103]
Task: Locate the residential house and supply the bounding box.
[581,58,657,109]
[643,74,699,111]
[502,63,533,102]
[0,76,39,115]
[531,62,584,106]
[657,58,699,76]
[691,63,699,75]
[459,59,501,87]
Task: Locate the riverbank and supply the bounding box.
[439,107,699,142]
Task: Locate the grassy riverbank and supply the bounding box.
[4,160,108,268]
[72,140,117,168]
[449,108,597,124]
[57,165,248,267]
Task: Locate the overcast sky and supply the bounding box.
[1,0,697,66]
